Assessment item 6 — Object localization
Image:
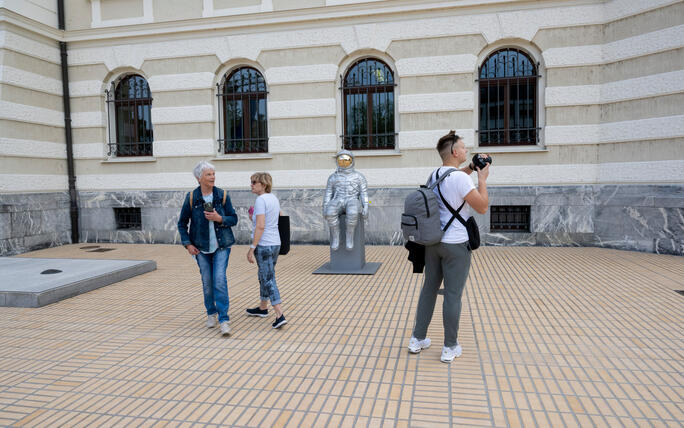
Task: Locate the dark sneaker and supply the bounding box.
[246,307,268,317]
[272,314,287,329]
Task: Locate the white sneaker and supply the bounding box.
[408,336,431,354]
[440,342,462,363]
[206,314,217,328]
[220,321,231,336]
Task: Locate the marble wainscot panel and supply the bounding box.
[0,192,72,256]
[72,184,683,256]
[594,185,683,255]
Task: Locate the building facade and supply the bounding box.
[1,0,683,256]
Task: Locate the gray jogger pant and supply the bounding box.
[412,242,472,347]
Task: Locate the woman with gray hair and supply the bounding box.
[178,161,238,336]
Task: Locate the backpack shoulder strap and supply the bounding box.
[222,189,227,206]
[188,191,193,207]
[427,167,458,189]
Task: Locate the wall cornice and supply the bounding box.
[0,8,63,41]
[61,0,598,43]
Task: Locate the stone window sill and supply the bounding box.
[213,153,274,161]
[342,150,402,157]
[473,145,548,154]
[101,157,157,164]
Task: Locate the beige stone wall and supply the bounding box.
[0,22,67,193]
[1,0,683,193]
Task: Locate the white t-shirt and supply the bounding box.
[430,167,476,244]
[252,193,281,246]
[201,193,218,254]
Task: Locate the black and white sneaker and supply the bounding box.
[246,307,268,317]
[272,314,287,329]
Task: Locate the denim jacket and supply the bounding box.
[177,186,238,252]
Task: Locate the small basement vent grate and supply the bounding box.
[80,245,100,250]
[41,269,62,274]
[114,207,142,230]
[88,248,115,253]
[490,206,530,232]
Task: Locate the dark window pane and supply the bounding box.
[342,58,395,150]
[221,67,268,153]
[479,49,537,146]
[113,75,153,157]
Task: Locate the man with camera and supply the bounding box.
[408,131,491,362]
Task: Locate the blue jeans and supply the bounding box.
[195,248,231,322]
[255,245,282,305]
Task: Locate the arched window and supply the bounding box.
[219,67,268,154]
[107,75,153,156]
[342,58,395,150]
[478,48,538,146]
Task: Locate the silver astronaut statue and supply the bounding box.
[323,150,369,251]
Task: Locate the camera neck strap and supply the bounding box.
[435,169,468,232]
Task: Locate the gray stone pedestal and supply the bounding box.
[313,215,381,275]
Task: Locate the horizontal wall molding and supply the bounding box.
[546,70,684,107]
[268,134,338,153]
[398,129,476,150]
[153,139,215,157]
[265,64,338,85]
[0,65,62,95]
[0,137,66,159]
[0,174,68,192]
[147,72,216,92]
[0,30,60,64]
[70,158,684,192]
[71,111,105,128]
[268,98,336,119]
[544,25,684,68]
[396,55,476,77]
[546,115,684,145]
[151,105,213,125]
[0,100,63,127]
[398,92,473,113]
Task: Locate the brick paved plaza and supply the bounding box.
[1,244,682,427]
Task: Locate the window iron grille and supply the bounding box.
[217,67,268,154]
[105,75,153,157]
[114,207,142,230]
[341,58,396,150]
[478,49,539,146]
[490,206,530,232]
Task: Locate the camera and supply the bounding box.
[472,154,492,170]
[203,201,213,211]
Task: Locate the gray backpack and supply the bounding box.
[401,168,457,245]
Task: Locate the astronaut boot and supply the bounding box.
[345,226,355,250]
[330,224,340,251]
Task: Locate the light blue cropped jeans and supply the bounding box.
[255,245,282,305]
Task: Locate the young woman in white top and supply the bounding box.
[245,172,287,329]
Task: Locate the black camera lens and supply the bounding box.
[472,154,492,170]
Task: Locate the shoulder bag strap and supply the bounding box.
[437,182,468,232]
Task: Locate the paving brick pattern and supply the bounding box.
[0,244,682,427]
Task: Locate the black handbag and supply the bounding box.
[278,215,290,255]
[437,184,481,251]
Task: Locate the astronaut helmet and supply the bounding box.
[335,149,355,171]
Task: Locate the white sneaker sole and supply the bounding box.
[272,319,287,329]
[246,312,268,318]
[408,343,430,354]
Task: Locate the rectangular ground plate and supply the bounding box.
[0,257,156,307]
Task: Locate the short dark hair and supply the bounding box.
[436,130,461,160]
